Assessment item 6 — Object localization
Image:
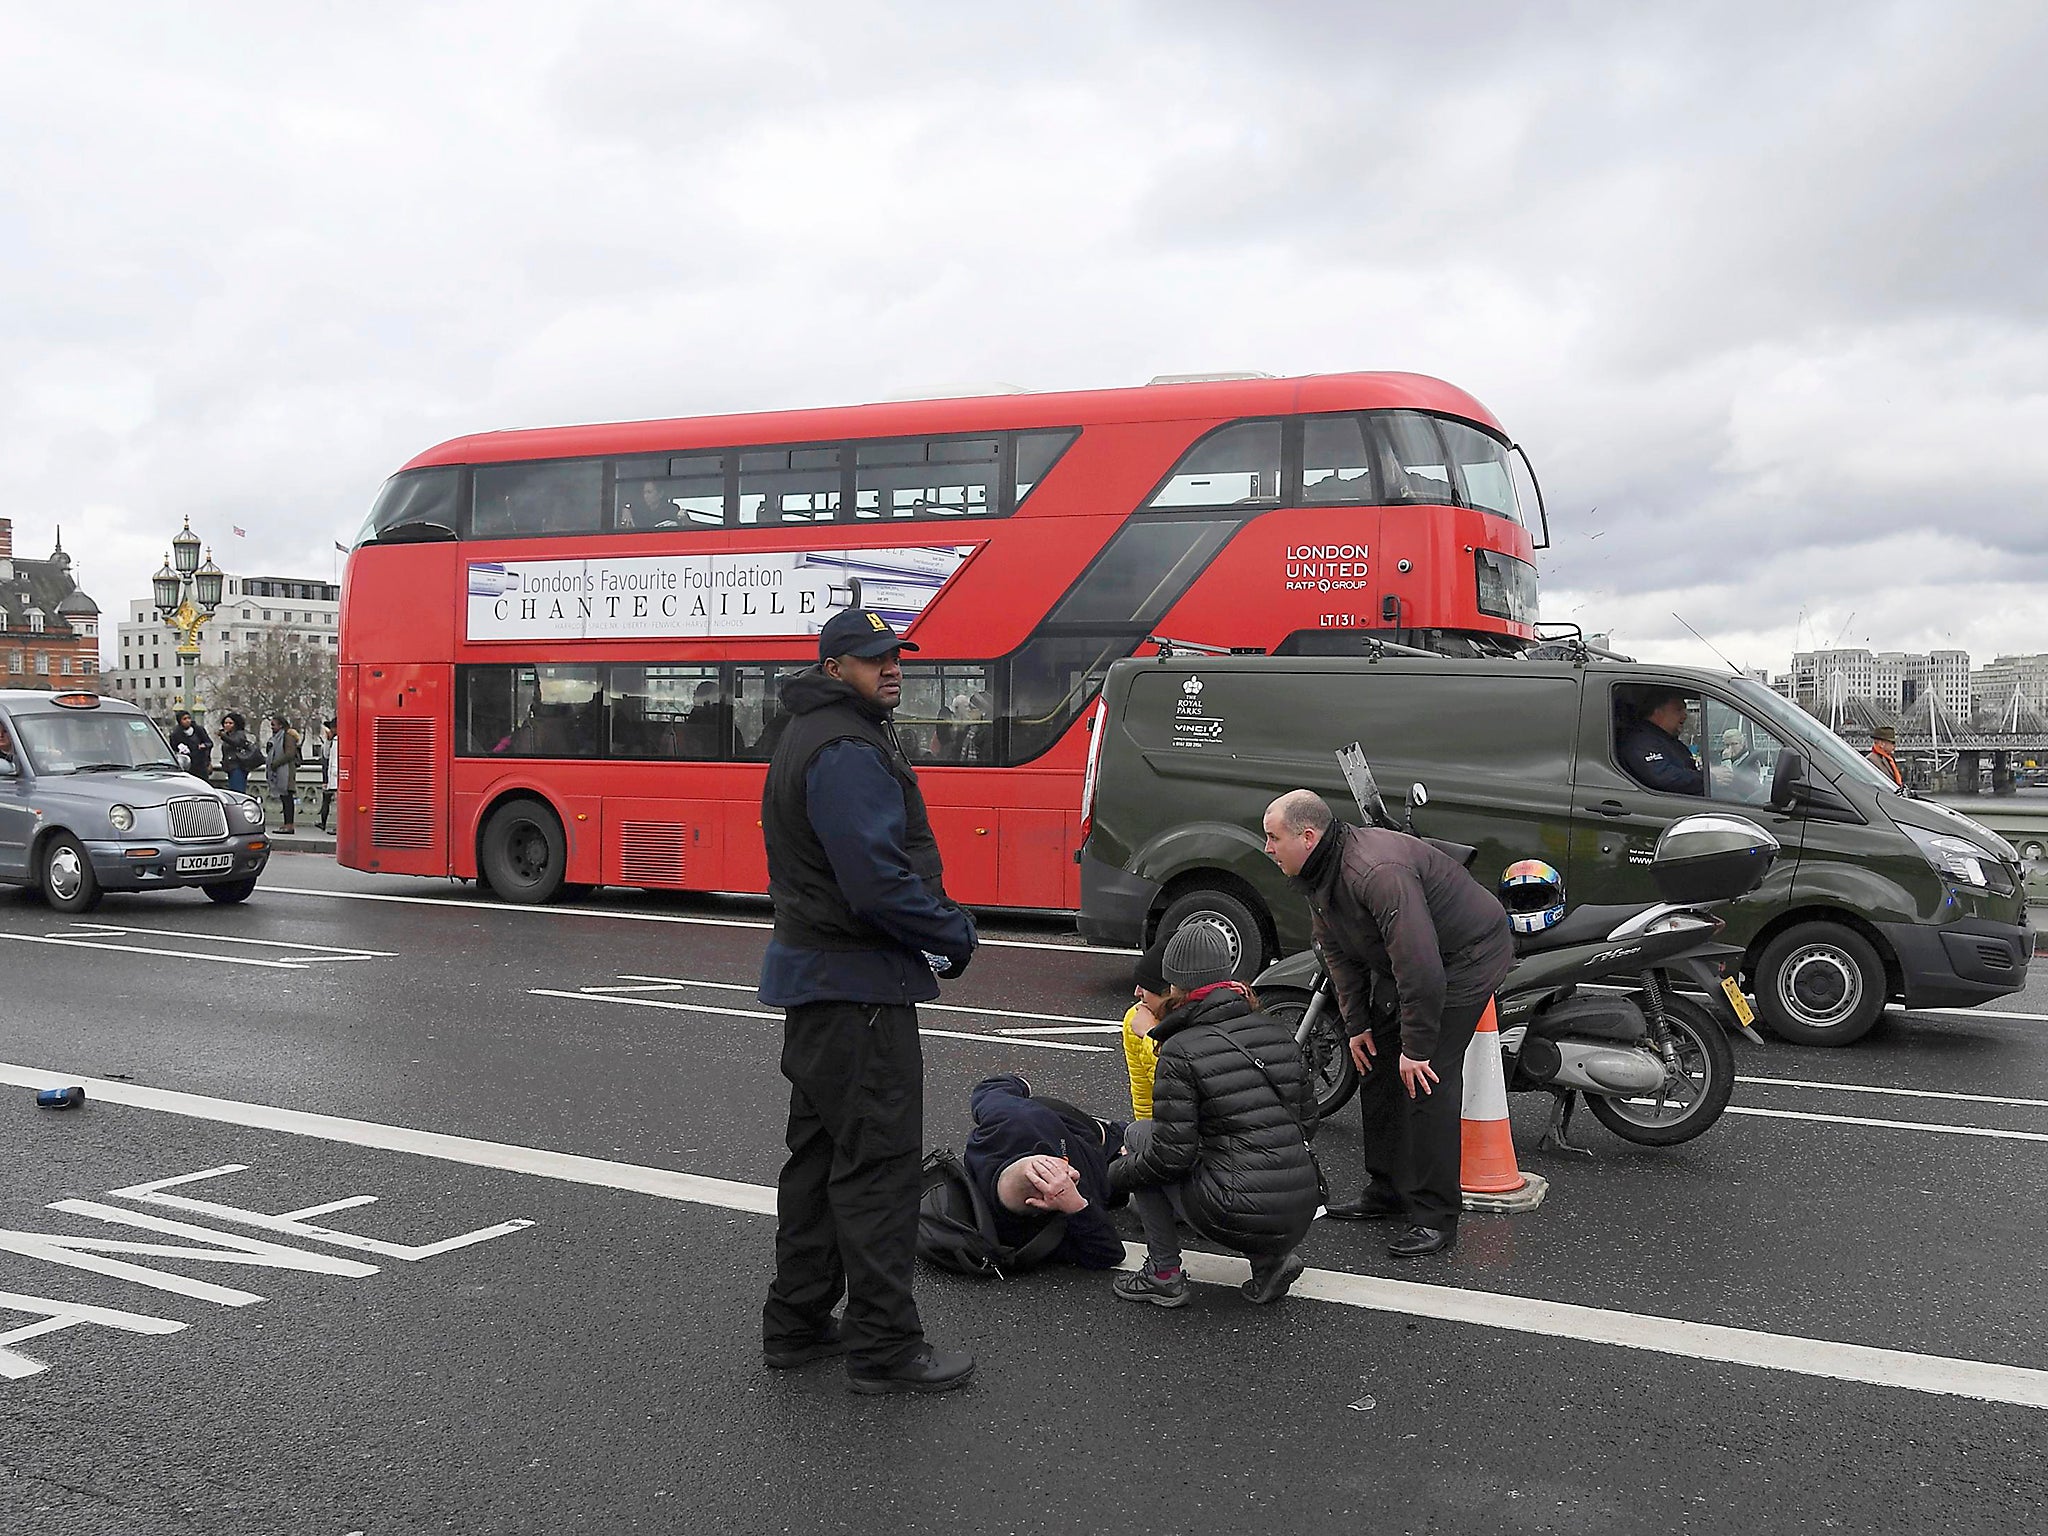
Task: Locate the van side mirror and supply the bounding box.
[1769,750,1805,809]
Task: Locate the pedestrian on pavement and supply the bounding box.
[1263,789,1514,1259]
[264,713,301,834]
[1107,922,1320,1309]
[758,607,980,1395]
[1866,725,1905,787]
[319,719,339,832]
[169,711,213,782]
[218,711,257,794]
[961,1074,1127,1272]
[1121,935,1169,1120]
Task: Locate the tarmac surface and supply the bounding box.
[1,853,2043,1533]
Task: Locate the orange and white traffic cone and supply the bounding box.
[1459,1000,1548,1213]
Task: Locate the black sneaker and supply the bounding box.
[763,1317,849,1370]
[846,1345,975,1395]
[1113,1266,1190,1308]
[1242,1251,1306,1304]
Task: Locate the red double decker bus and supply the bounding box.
[337,372,1542,911]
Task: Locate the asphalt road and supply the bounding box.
[2,854,2044,1534]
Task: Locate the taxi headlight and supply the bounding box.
[109,804,135,833]
[239,798,265,825]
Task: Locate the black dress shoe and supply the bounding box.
[763,1317,850,1370]
[1326,1195,1405,1222]
[1387,1224,1456,1259]
[846,1345,975,1395]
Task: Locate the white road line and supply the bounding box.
[1741,1075,2048,1110]
[527,989,1114,1054]
[264,884,1134,955]
[994,1025,1125,1037]
[1724,1105,2048,1143]
[1911,1006,2048,1023]
[615,974,1113,1028]
[0,933,308,970]
[61,924,394,958]
[0,1060,2040,1412]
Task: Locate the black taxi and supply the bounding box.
[0,690,270,912]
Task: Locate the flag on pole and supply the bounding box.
[334,541,348,554]
[231,525,247,538]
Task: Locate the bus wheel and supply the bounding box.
[1156,887,1267,983]
[480,798,567,905]
[1754,921,1885,1046]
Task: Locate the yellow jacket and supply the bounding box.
[1122,1003,1160,1119]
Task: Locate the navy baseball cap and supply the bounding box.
[817,608,919,661]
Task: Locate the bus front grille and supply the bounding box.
[372,716,436,849]
[618,821,688,886]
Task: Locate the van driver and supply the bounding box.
[1618,688,1704,796]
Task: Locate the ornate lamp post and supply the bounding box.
[152,517,225,716]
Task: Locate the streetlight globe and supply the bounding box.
[194,551,225,611]
[172,516,201,576]
[153,557,182,615]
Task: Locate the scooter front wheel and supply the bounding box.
[1261,987,1358,1128]
[1584,993,1735,1146]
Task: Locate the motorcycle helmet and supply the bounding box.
[1499,858,1565,934]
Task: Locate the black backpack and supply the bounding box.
[916,1148,1067,1278]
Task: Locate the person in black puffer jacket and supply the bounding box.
[1107,922,1320,1308]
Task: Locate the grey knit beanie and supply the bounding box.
[1162,921,1235,991]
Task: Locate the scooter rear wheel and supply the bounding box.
[1260,987,1358,1128]
[1584,993,1735,1146]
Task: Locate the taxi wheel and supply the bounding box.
[204,878,259,904]
[1755,922,1885,1046]
[41,834,103,915]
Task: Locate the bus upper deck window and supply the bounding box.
[1437,421,1521,522]
[1147,421,1282,509]
[1302,415,1376,504]
[472,461,603,538]
[740,448,842,526]
[1371,413,1456,507]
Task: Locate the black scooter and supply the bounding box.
[1255,753,1774,1151]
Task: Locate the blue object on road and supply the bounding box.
[34,1086,85,1110]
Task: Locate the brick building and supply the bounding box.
[0,518,101,688]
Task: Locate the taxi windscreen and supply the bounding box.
[14,710,178,774]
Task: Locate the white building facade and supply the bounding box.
[104,573,340,718]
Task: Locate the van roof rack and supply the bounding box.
[1146,635,1268,659]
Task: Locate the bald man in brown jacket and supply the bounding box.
[1264,789,1513,1257]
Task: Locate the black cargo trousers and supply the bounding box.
[1356,926,1516,1232]
[762,1000,925,1374]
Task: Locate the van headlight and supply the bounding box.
[238,798,265,825]
[109,804,135,833]
[1904,824,1996,888]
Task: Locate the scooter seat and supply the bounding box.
[1514,903,1649,955]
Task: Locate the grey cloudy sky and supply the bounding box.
[5,1,2044,671]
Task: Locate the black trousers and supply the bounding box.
[1355,986,1496,1232]
[762,1000,925,1373]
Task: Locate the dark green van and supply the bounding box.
[1078,653,2033,1045]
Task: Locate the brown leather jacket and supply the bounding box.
[1294,820,1513,1058]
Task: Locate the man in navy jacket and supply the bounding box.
[963,1074,1126,1271]
[759,608,979,1395]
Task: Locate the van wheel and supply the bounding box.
[479,798,567,905]
[1755,922,1886,1046]
[1156,888,1267,982]
[41,834,103,915]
